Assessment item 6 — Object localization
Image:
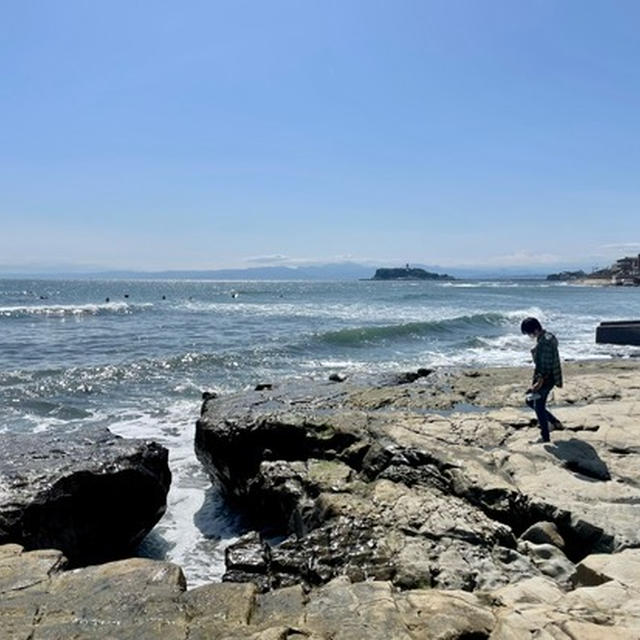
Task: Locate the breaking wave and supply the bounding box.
[0,302,153,318]
[314,312,514,347]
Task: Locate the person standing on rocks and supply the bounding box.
[521,317,563,443]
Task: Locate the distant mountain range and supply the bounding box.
[0,261,583,280]
[0,263,373,280]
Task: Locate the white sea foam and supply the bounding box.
[0,302,152,317]
[106,398,243,587]
[439,281,566,289]
[20,408,89,434]
[301,358,412,374]
[184,300,424,322]
[180,300,548,330]
[440,282,523,288]
[475,334,530,350]
[503,307,545,320]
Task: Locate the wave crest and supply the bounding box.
[0,302,153,318]
[315,312,512,347]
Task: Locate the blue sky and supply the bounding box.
[1,0,639,271]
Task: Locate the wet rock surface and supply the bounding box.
[196,361,640,597]
[0,426,171,565]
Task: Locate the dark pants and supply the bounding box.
[526,385,558,442]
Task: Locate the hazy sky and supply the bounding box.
[1,1,639,271]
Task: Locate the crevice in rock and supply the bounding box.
[359,448,612,566]
[609,445,640,455]
[455,483,614,563]
[26,604,42,640]
[359,441,616,564]
[566,424,600,432]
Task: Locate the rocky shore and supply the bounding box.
[0,426,170,565]
[2,360,640,638]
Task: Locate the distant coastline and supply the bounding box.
[546,254,640,287]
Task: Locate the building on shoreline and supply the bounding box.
[610,254,640,285]
[547,254,640,285]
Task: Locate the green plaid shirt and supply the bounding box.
[532,330,563,388]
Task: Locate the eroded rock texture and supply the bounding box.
[195,362,640,593]
[2,543,640,639]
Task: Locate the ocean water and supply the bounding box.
[1,277,638,585]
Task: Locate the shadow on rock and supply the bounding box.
[194,485,250,540]
[136,529,173,560]
[544,438,611,481]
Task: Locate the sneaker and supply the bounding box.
[550,419,564,431]
[529,437,550,444]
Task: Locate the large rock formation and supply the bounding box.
[2,360,640,638]
[0,426,171,565]
[372,268,453,280]
[195,361,640,594]
[2,542,640,638]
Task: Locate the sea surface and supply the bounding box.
[1,277,638,585]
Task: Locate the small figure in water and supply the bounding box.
[521,317,564,444]
[231,291,238,298]
[105,297,110,303]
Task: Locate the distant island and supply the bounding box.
[547,254,640,286]
[372,267,454,281]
